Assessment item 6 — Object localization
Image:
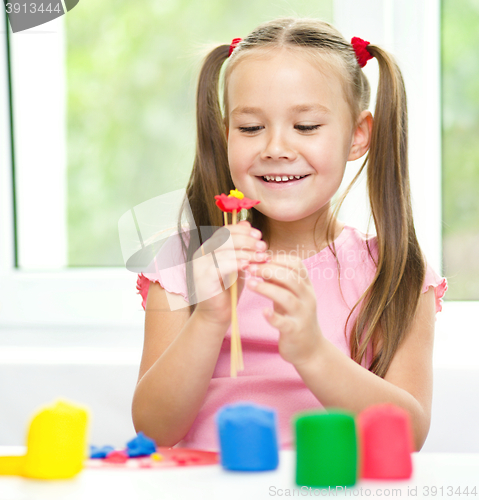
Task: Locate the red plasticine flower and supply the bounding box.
[214,190,260,213]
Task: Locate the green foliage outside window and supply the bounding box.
[442,0,479,299]
[65,1,333,267]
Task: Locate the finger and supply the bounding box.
[246,254,304,274]
[226,221,263,239]
[207,223,255,249]
[246,261,311,293]
[198,242,269,275]
[215,237,266,256]
[262,307,292,333]
[247,279,295,316]
[198,224,266,267]
[246,267,302,300]
[202,227,231,254]
[209,248,268,267]
[217,230,267,258]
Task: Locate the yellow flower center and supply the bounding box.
[228,189,244,199]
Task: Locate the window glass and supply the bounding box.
[442,0,479,299]
[65,1,333,266]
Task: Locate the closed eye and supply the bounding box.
[239,126,264,134]
[238,125,321,134]
[296,124,321,132]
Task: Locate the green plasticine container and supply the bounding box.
[294,409,358,488]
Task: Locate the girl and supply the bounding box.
[133,17,447,452]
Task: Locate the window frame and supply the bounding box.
[0,0,475,337]
[0,12,141,327]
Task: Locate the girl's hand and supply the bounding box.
[246,255,325,367]
[192,221,270,328]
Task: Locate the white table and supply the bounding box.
[1,448,479,500]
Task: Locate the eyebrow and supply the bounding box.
[230,103,331,117]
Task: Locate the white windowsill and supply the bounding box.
[0,301,476,371]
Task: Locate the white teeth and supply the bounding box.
[263,175,306,183]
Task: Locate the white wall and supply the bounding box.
[423,368,479,453]
[0,326,141,448]
[1,302,478,452]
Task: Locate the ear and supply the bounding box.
[348,110,373,161]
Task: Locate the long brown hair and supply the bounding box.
[177,17,425,378]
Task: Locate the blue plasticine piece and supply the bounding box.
[126,431,157,457]
[216,401,279,471]
[90,445,114,459]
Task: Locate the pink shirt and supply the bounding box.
[136,225,447,451]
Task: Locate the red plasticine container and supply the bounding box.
[357,403,414,480]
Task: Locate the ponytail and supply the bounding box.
[348,45,426,377]
[177,44,236,316]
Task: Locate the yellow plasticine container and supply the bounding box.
[0,455,25,476]
[22,400,89,479]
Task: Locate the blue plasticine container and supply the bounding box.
[216,402,279,471]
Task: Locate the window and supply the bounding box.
[335,0,442,272]
[441,0,479,300]
[0,1,334,326]
[1,0,474,333]
[65,1,334,267]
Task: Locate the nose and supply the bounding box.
[260,129,297,161]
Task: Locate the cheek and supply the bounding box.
[227,145,249,189]
[306,145,340,174]
[227,146,240,175]
[310,133,351,169]
[228,140,254,170]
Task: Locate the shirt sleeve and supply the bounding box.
[422,261,448,314]
[135,231,190,310]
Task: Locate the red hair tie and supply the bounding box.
[351,37,374,68]
[228,37,242,57]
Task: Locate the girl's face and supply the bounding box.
[226,49,358,223]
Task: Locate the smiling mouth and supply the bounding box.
[257,174,310,183]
